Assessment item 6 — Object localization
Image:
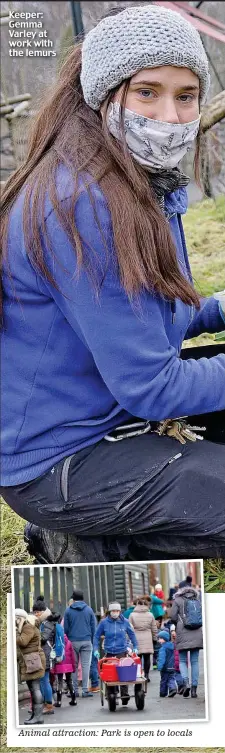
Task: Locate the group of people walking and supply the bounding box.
[15,577,203,724]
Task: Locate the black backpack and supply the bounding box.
[183,597,202,630]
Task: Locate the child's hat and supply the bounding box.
[158,630,170,642]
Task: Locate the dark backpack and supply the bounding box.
[183,597,202,630]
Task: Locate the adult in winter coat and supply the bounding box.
[32,595,60,714]
[50,632,77,708]
[63,589,96,698]
[169,585,203,698]
[129,598,158,681]
[1,4,225,567]
[94,602,138,702]
[15,608,45,725]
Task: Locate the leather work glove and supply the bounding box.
[155,418,206,444]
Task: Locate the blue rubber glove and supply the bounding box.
[94,650,100,659]
[133,649,138,655]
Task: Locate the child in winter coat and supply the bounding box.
[157,630,177,698]
[50,633,77,708]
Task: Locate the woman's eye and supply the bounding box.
[138,89,155,98]
[178,94,194,102]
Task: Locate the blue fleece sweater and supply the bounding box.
[93,614,138,655]
[63,601,97,643]
[1,167,225,485]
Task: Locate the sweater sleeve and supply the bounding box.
[16,625,34,648]
[151,616,158,642]
[157,644,166,671]
[93,620,105,653]
[169,602,179,624]
[152,595,164,605]
[90,609,97,643]
[40,185,225,419]
[63,609,69,638]
[184,297,225,340]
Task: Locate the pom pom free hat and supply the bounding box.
[108,602,121,611]
[81,4,210,110]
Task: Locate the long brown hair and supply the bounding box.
[1,43,201,321]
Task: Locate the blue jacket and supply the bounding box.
[157,641,175,672]
[2,167,225,485]
[63,601,97,643]
[93,614,138,655]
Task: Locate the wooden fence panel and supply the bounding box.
[52,567,59,612]
[59,567,67,613]
[106,565,115,604]
[65,567,73,603]
[100,565,108,613]
[78,566,90,605]
[88,566,97,613]
[43,568,50,609]
[23,568,30,613]
[13,569,21,608]
[34,568,41,599]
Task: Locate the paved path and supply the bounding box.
[19,652,205,725]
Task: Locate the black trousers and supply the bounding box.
[1,345,225,561]
[139,652,151,679]
[52,672,73,694]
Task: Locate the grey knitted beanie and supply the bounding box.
[81,4,210,110]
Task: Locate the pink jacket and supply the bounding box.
[51,634,76,675]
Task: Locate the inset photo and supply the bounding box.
[12,559,207,726]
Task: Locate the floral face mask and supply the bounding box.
[107,102,200,170]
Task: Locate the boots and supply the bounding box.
[191,686,197,698]
[24,711,34,723]
[24,703,44,725]
[183,685,190,698]
[24,523,109,564]
[69,691,77,706]
[43,702,54,714]
[54,691,62,708]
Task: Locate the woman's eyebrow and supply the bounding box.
[131,80,162,87]
[131,80,199,91]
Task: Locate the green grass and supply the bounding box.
[182,195,225,348]
[1,196,225,751]
[183,195,225,298]
[204,559,225,593]
[4,749,225,753]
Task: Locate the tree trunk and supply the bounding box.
[201,90,225,133]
